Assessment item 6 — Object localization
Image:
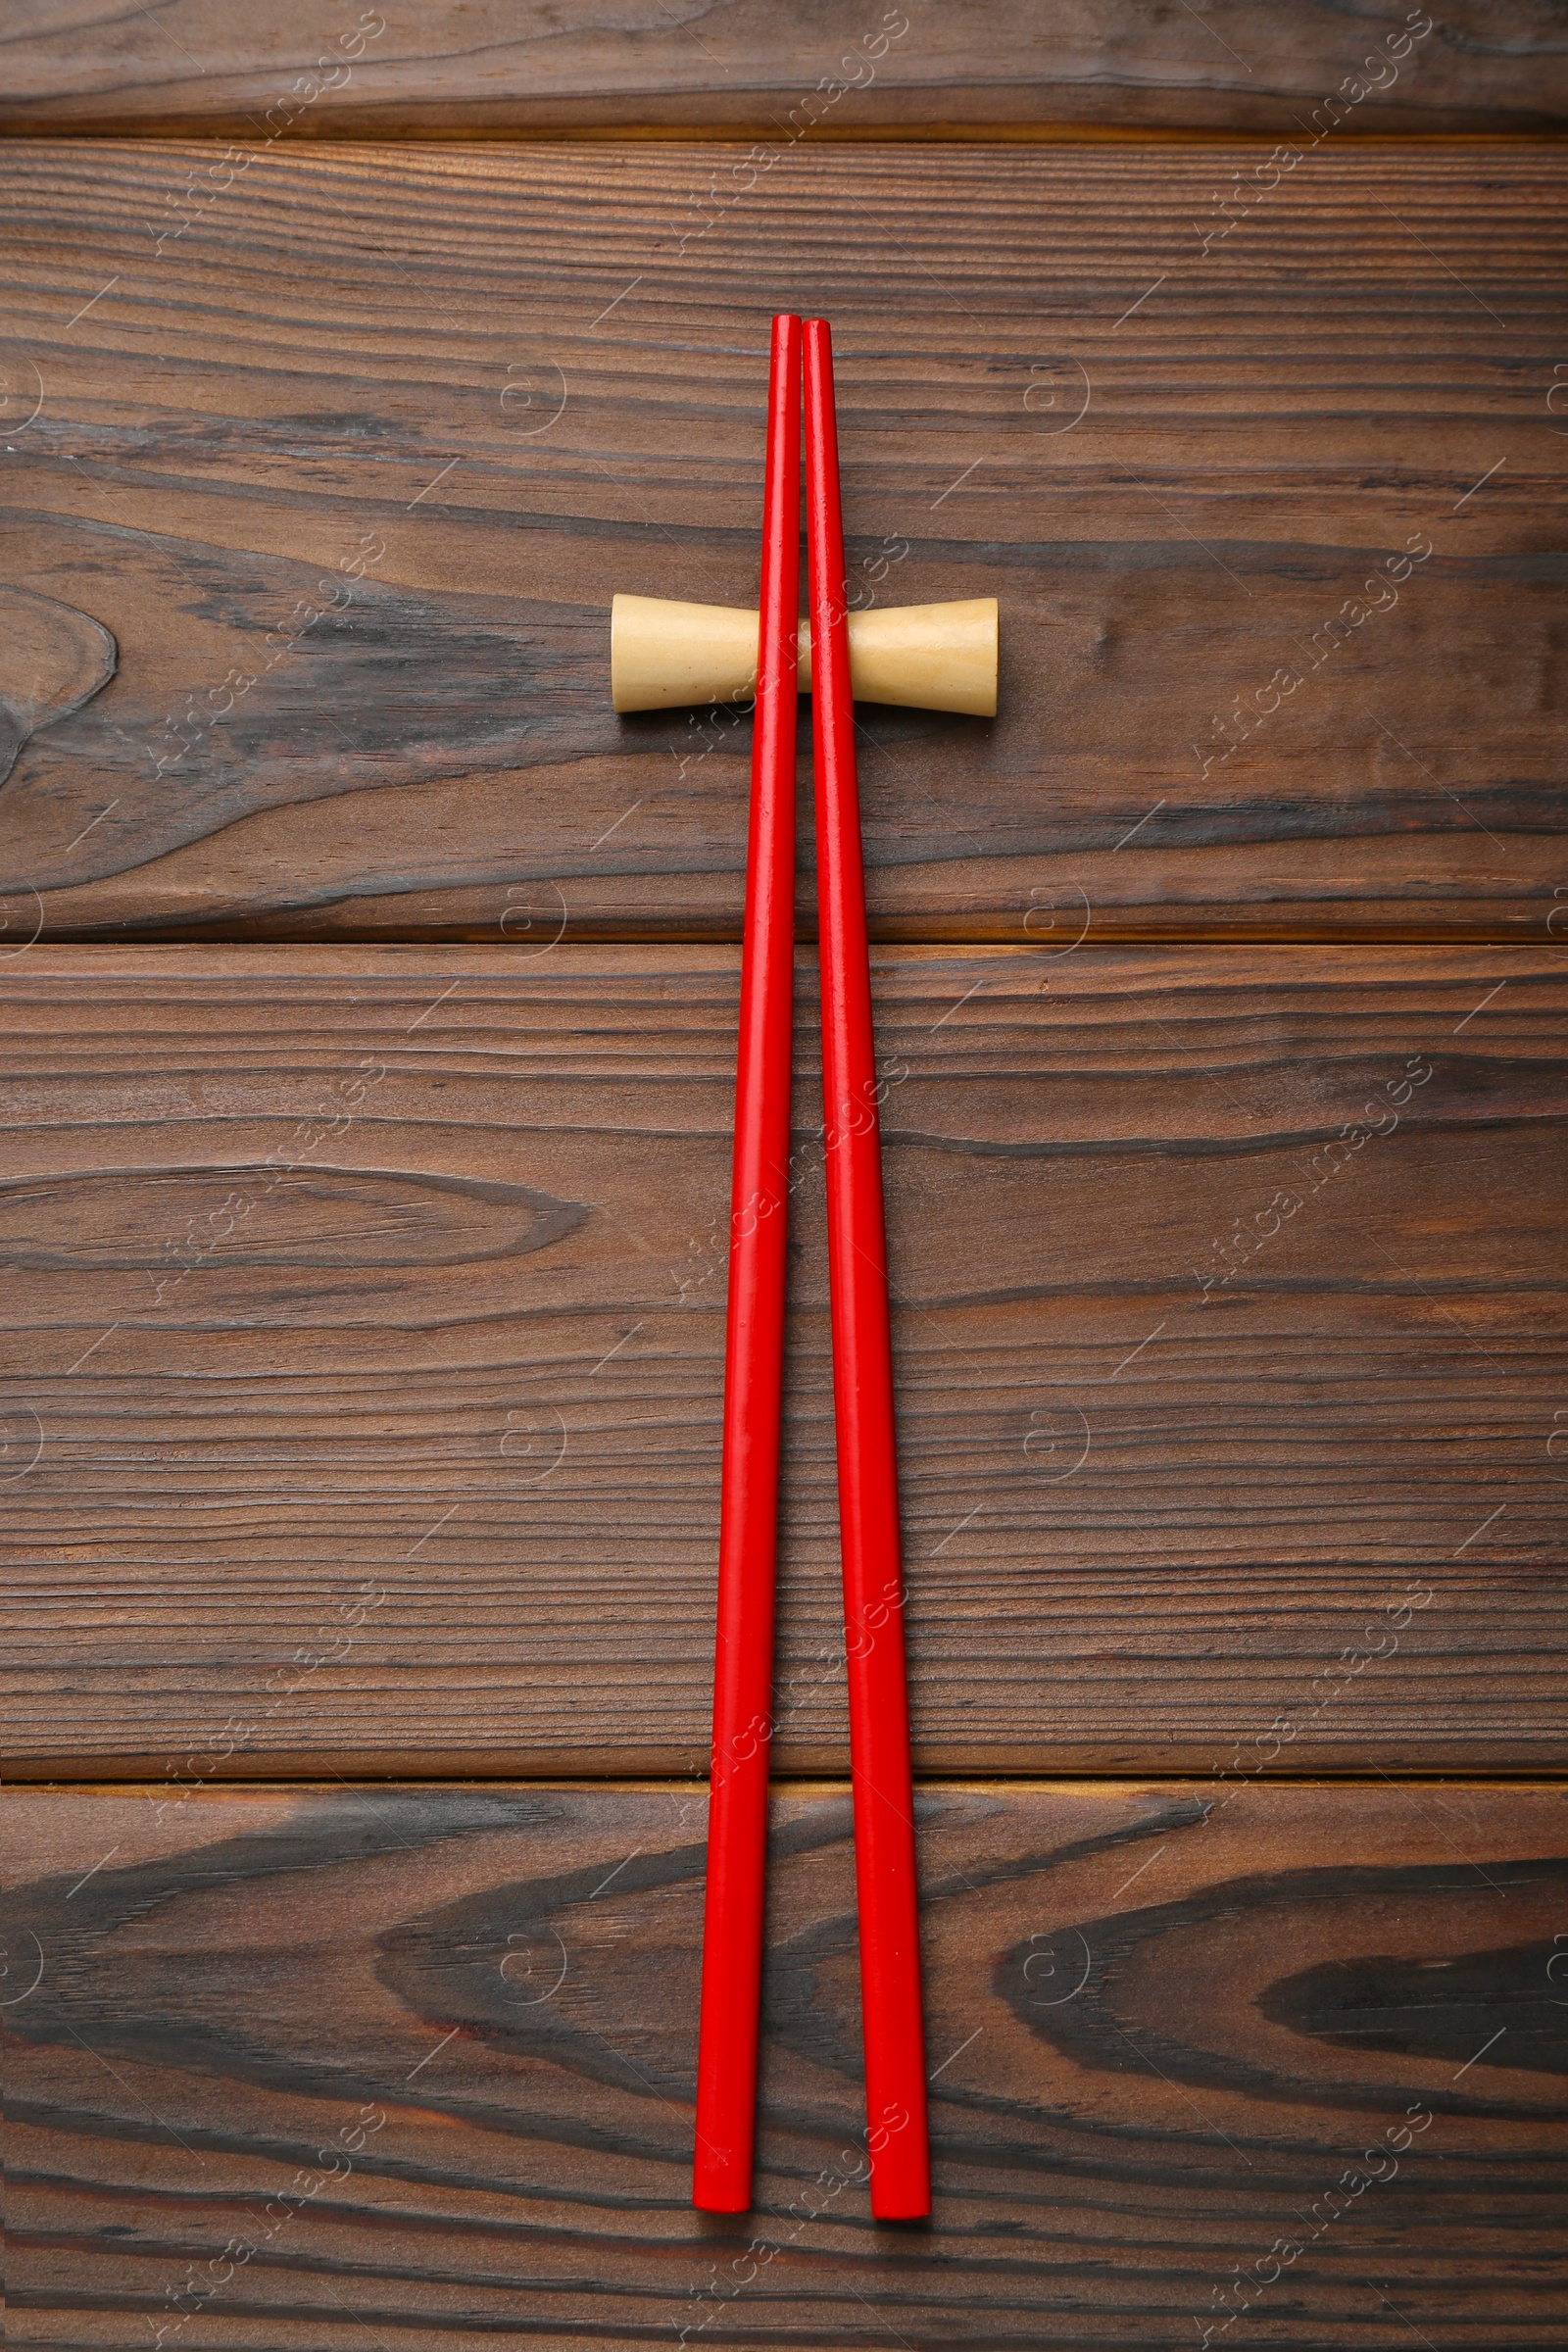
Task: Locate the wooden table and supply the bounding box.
[4,9,1566,2341]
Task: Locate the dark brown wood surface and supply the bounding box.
[3,1,1564,136]
[5,943,1563,1779]
[7,37,1565,2337]
[4,141,1565,946]
[7,1780,1565,2347]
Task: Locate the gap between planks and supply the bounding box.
[4,125,1561,142]
[14,1770,1568,1789]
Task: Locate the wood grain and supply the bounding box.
[2,1,1565,136]
[4,943,1563,1779]
[6,1780,1565,2347]
[4,141,1565,945]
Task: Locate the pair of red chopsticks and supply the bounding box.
[694,316,930,2222]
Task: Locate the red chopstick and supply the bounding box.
[693,312,802,2215]
[802,316,931,2220]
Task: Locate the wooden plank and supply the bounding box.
[4,942,1563,1779]
[6,1780,1565,2346]
[1,2,1563,135]
[3,140,1564,946]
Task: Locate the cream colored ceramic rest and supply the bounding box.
[611,594,998,716]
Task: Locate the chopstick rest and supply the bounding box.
[612,592,997,717]
[802,314,931,2222]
